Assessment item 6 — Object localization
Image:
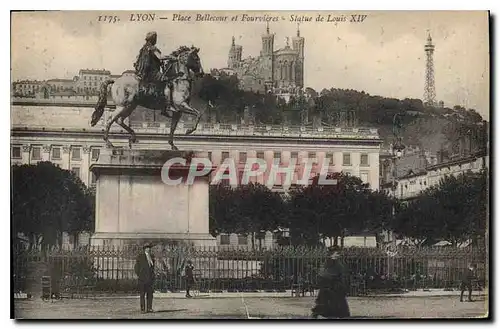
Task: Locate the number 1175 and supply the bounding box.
[97,15,119,23]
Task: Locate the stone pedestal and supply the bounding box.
[90,148,216,247]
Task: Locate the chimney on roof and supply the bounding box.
[418,149,428,169]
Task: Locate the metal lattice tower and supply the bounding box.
[424,32,436,106]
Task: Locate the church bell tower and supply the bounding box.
[292,24,305,88]
[261,22,275,84]
[228,36,242,69]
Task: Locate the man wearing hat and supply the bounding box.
[134,243,156,313]
[133,31,176,116]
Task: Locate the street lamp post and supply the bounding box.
[390,139,405,240]
[385,141,405,278]
[389,113,405,244]
[385,114,405,278]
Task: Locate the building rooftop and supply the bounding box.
[46,78,75,83]
[381,152,487,187]
[50,91,85,96]
[79,69,111,75]
[11,102,380,141]
[13,80,44,84]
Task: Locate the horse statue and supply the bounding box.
[90,46,206,150]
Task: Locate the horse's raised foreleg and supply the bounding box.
[177,101,201,135]
[169,111,182,151]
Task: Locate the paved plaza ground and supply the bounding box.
[14,292,488,319]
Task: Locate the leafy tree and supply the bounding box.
[209,182,238,236]
[11,162,94,249]
[391,195,441,246]
[208,182,286,248]
[234,183,286,248]
[392,169,488,247]
[287,172,393,247]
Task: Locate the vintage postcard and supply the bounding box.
[11,10,489,319]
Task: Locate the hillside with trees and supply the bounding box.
[128,72,488,154]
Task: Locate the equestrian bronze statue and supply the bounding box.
[90,32,207,150]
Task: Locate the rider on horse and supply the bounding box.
[134,31,177,116]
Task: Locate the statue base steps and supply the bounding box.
[91,232,217,247]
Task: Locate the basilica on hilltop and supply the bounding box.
[225,24,305,95]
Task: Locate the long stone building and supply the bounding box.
[11,98,382,247]
[382,150,488,201]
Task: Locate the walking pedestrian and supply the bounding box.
[184,260,195,298]
[460,264,476,302]
[312,246,351,319]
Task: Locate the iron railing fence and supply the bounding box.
[13,245,487,298]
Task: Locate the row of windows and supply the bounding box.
[396,165,483,199]
[211,151,369,166]
[83,76,106,81]
[407,179,428,186]
[13,145,372,163]
[431,161,480,176]
[13,148,371,161]
[11,146,100,161]
[16,85,38,90]
[11,147,372,185]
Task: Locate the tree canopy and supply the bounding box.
[392,169,488,247]
[208,169,487,248]
[208,173,395,248]
[209,182,287,248]
[286,172,394,246]
[11,162,95,249]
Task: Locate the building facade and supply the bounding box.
[384,153,488,201]
[75,69,112,94]
[381,120,489,201]
[12,68,115,98]
[12,80,44,97]
[46,78,78,93]
[11,99,382,247]
[227,25,304,94]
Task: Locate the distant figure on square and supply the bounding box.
[312,246,351,319]
[460,264,477,302]
[134,243,156,313]
[184,260,195,298]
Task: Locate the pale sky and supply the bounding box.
[11,11,490,119]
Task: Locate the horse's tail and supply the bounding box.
[90,79,115,126]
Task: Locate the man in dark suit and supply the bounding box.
[460,264,476,302]
[134,243,156,313]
